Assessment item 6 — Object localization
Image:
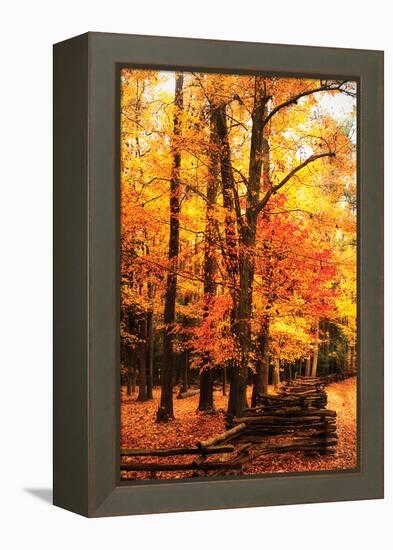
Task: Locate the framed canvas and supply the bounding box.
[53,32,383,517]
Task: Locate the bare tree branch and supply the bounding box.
[263,81,351,127]
[255,151,335,215]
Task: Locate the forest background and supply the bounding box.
[120,70,357,423]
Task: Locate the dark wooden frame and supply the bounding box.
[53,32,384,517]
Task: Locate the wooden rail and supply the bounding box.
[121,424,247,474]
[121,374,351,476]
[121,445,234,457]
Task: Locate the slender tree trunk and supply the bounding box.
[137,316,148,401]
[214,80,270,417]
[351,344,356,372]
[345,341,348,371]
[235,81,271,415]
[251,318,269,406]
[180,350,189,393]
[233,79,271,415]
[251,140,272,404]
[311,318,319,378]
[126,358,136,395]
[126,371,132,395]
[124,307,137,396]
[234,245,255,413]
[260,319,270,393]
[305,353,311,377]
[175,361,181,386]
[157,73,184,422]
[211,105,238,277]
[211,104,243,416]
[198,111,219,412]
[222,367,227,396]
[146,308,154,399]
[273,360,281,390]
[228,364,242,415]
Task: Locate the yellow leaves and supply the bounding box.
[268,317,311,363]
[120,69,357,371]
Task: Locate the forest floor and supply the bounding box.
[120,377,358,480]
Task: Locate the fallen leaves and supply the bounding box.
[121,377,357,481]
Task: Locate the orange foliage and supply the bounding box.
[120,69,357,474]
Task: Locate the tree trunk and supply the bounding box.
[345,340,350,372]
[351,344,356,372]
[126,371,132,395]
[157,73,184,422]
[234,81,271,415]
[248,122,273,397]
[287,362,293,382]
[198,109,219,412]
[235,248,255,413]
[214,80,270,417]
[222,367,227,396]
[211,104,243,416]
[273,360,281,390]
[251,318,270,406]
[199,369,214,411]
[137,316,148,401]
[228,364,242,416]
[146,308,154,399]
[211,105,238,278]
[125,342,137,396]
[311,318,319,378]
[180,349,189,393]
[129,366,136,393]
[305,353,311,377]
[145,277,155,400]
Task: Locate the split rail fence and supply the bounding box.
[121,373,355,476]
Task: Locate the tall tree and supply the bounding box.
[221,78,349,415]
[119,69,357,423]
[252,135,271,402]
[157,73,184,422]
[198,113,220,412]
[210,101,243,415]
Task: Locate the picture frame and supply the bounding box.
[53,32,383,517]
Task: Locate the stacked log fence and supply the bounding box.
[120,424,249,474]
[226,409,337,456]
[121,373,350,477]
[225,375,338,457]
[294,370,356,385]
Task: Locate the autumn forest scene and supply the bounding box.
[120,69,357,481]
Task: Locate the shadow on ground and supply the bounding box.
[24,488,52,504]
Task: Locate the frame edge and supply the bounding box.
[53,33,90,517]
